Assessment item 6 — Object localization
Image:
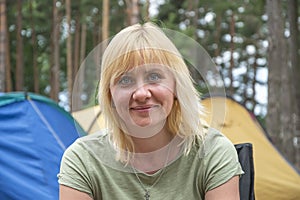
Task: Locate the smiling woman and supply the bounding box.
[58,22,244,200]
[110,64,175,135]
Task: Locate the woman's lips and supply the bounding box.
[130,105,158,112]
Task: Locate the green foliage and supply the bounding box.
[153,0,268,118]
[6,0,297,119]
[6,0,127,97]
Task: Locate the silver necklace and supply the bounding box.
[131,143,172,200]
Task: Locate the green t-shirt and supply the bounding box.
[58,128,243,200]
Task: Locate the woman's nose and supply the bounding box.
[132,85,151,102]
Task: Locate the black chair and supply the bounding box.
[235,143,255,200]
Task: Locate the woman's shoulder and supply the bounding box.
[77,129,109,142]
[204,127,230,143]
[78,129,109,142]
[64,130,110,155]
[195,127,236,158]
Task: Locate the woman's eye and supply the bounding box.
[148,73,161,82]
[118,76,134,86]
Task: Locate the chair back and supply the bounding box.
[235,143,255,200]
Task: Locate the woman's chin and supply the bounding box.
[132,120,152,127]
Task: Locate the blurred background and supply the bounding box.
[0,0,299,170]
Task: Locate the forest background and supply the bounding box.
[0,0,299,171]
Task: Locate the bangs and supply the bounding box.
[107,48,182,84]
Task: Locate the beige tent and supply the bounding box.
[201,96,300,200]
[73,96,300,200]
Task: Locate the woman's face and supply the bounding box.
[110,64,176,138]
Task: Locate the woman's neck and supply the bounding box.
[129,129,183,174]
[131,128,173,153]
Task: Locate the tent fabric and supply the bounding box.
[0,92,85,200]
[73,96,300,200]
[72,105,104,134]
[201,96,300,200]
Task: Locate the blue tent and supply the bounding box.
[0,92,85,200]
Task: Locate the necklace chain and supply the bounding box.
[131,143,172,200]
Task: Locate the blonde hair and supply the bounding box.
[99,22,205,162]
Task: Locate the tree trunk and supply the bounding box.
[287,0,300,170]
[214,15,221,57]
[66,0,72,109]
[15,0,24,91]
[50,0,60,101]
[92,14,98,47]
[74,22,87,111]
[126,0,139,25]
[229,12,235,95]
[5,20,12,92]
[30,0,39,93]
[251,51,258,113]
[80,23,87,65]
[102,0,109,48]
[73,13,80,79]
[266,0,285,150]
[102,0,109,40]
[280,33,293,164]
[0,0,6,92]
[145,0,150,21]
